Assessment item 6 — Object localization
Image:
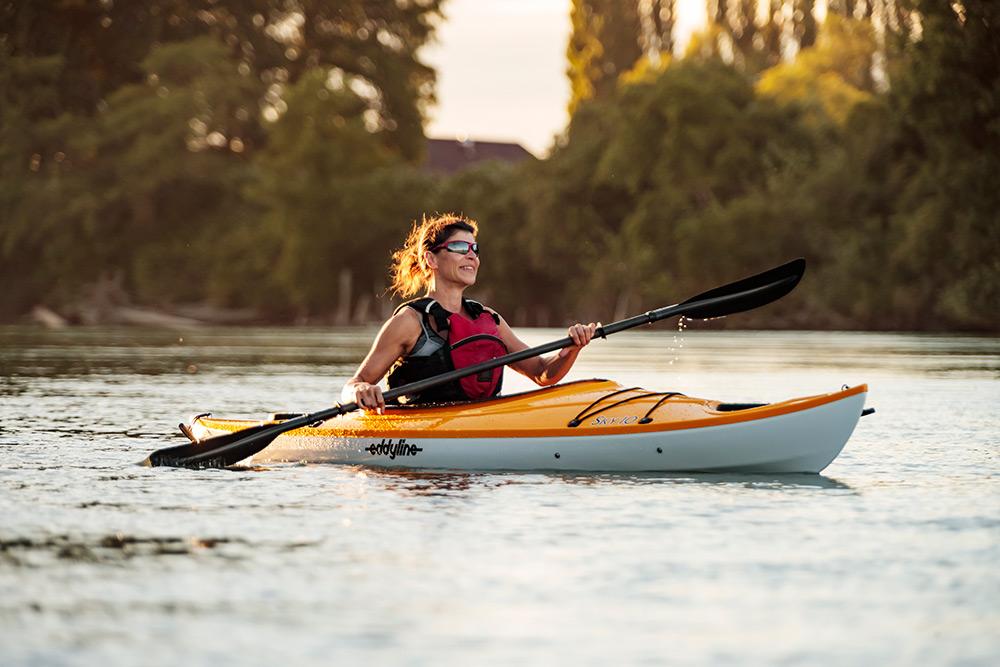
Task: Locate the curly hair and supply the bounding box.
[389,214,478,298]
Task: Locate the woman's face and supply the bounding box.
[427,229,479,288]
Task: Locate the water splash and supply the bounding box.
[664,316,688,365]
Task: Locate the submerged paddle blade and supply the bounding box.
[145,404,350,469]
[142,422,282,469]
[677,258,805,320]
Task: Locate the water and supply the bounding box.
[1,326,998,666]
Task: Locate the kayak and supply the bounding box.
[183,379,869,473]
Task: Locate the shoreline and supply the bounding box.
[12,309,1000,336]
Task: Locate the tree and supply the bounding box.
[0,48,66,317]
[429,161,538,323]
[794,0,819,49]
[704,0,788,72]
[757,15,877,130]
[883,0,1000,328]
[567,0,643,114]
[249,68,436,319]
[827,0,875,19]
[642,0,677,58]
[0,0,443,160]
[3,37,262,311]
[528,59,818,323]
[0,1,442,319]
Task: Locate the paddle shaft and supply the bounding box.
[392,275,790,400]
[208,275,795,436]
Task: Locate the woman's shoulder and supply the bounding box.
[393,296,435,315]
[378,305,422,339]
[390,305,422,326]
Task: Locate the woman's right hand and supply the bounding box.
[349,381,385,414]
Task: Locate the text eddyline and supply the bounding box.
[366,438,423,460]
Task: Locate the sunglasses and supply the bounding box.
[431,240,480,255]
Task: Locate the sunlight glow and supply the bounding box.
[422,0,707,156]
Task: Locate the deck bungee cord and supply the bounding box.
[565,387,686,427]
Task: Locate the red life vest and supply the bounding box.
[386,298,508,403]
[446,306,507,400]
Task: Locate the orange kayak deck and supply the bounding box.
[195,379,869,439]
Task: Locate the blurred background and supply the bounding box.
[1,0,997,331]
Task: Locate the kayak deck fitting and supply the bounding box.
[183,379,869,473]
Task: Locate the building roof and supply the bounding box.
[423,137,535,174]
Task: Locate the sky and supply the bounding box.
[420,0,708,156]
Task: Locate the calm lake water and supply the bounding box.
[1,326,998,666]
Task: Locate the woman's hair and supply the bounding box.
[389,213,478,298]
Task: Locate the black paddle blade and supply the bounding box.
[142,422,282,469]
[678,258,806,319]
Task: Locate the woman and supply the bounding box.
[343,214,598,412]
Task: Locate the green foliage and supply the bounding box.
[13,37,261,309]
[567,1,643,114]
[246,67,440,318]
[526,59,820,324]
[0,48,67,316]
[513,2,996,330]
[0,2,996,331]
[881,0,1000,328]
[430,161,539,321]
[757,16,876,129]
[702,0,787,73]
[0,0,441,320]
[0,0,442,158]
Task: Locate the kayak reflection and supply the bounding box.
[338,467,853,496]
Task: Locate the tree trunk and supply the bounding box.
[334,268,352,326]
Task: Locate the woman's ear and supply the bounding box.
[424,249,438,270]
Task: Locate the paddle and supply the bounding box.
[143,257,805,469]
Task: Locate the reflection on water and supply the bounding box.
[2,327,997,382]
[1,326,998,666]
[0,534,253,566]
[358,467,855,495]
[551,471,855,491]
[0,326,372,380]
[358,468,501,496]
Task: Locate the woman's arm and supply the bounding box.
[495,316,598,386]
[342,309,421,412]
